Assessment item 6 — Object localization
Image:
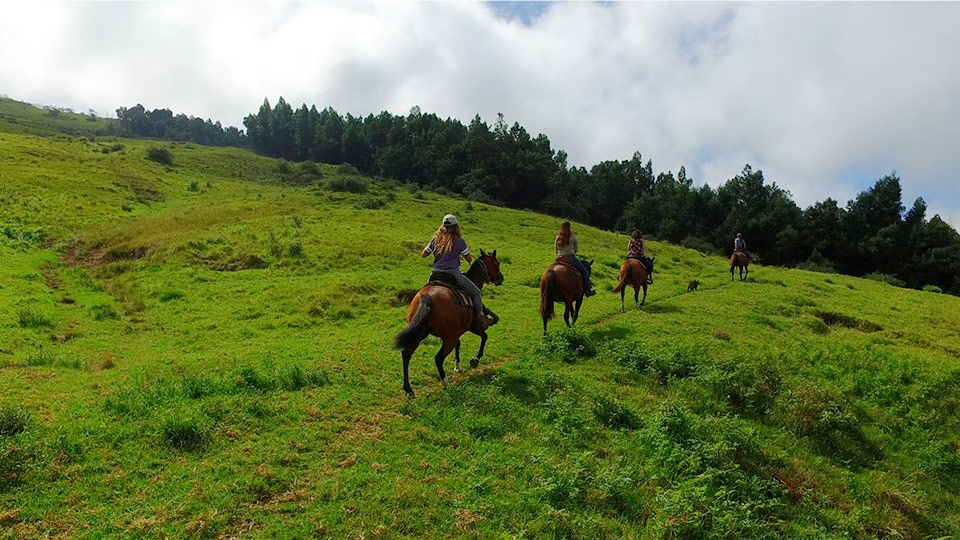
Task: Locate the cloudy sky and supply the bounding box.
[2,1,959,225]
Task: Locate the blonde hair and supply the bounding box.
[556,222,572,249]
[432,224,461,254]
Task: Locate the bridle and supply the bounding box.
[474,254,502,285]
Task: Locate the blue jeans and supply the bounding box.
[437,268,484,315]
[565,255,593,292]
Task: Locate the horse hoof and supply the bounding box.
[470,357,479,369]
[454,366,462,373]
[404,389,415,398]
[441,377,448,387]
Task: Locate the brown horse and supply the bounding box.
[539,257,592,333]
[395,250,503,398]
[612,257,655,311]
[730,252,749,281]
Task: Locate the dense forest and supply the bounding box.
[114,98,960,294]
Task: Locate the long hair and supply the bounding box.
[432,224,461,254]
[556,222,572,249]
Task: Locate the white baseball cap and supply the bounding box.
[442,214,458,227]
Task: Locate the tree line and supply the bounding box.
[114,98,960,294]
[115,104,246,147]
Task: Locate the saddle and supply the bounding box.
[427,272,473,308]
[554,256,585,289]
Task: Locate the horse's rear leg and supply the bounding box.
[638,284,647,307]
[563,301,574,327]
[402,349,415,398]
[572,298,583,325]
[454,339,462,373]
[619,290,626,313]
[435,339,457,387]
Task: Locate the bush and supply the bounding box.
[325,175,368,193]
[864,272,905,288]
[145,146,173,165]
[922,284,942,293]
[679,235,720,255]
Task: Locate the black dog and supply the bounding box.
[687,280,699,292]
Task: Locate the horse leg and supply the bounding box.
[563,300,573,327]
[640,284,647,307]
[744,266,748,281]
[572,297,583,325]
[435,338,457,387]
[620,289,626,313]
[470,331,488,369]
[402,348,416,398]
[633,285,641,309]
[454,339,462,373]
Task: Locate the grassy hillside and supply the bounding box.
[1,118,959,539]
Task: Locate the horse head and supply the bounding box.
[478,249,504,286]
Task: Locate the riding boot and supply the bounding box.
[484,307,500,326]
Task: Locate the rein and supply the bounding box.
[473,257,490,284]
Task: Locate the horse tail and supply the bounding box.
[394,295,432,350]
[540,271,556,321]
[612,264,630,293]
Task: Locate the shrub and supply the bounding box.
[864,272,905,288]
[679,235,720,255]
[359,197,387,209]
[187,180,199,192]
[922,284,942,293]
[325,175,368,193]
[145,146,173,165]
[337,163,360,175]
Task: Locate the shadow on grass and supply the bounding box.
[639,303,682,314]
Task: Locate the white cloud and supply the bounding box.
[1,1,958,225]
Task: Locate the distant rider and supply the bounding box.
[627,229,653,284]
[555,221,595,297]
[734,232,751,260]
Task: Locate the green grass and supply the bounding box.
[2,116,960,538]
